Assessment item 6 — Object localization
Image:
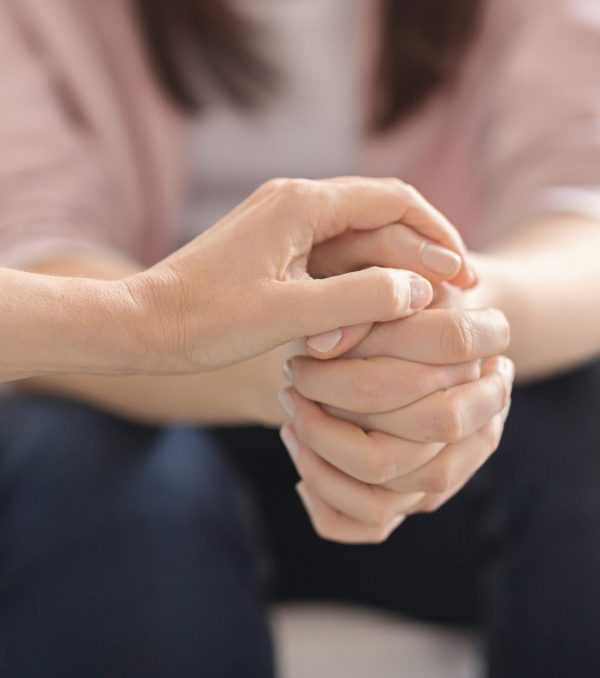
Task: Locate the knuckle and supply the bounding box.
[421,465,453,494]
[261,177,289,194]
[371,268,402,319]
[389,177,412,192]
[314,523,335,542]
[402,182,419,200]
[362,449,397,485]
[430,399,464,442]
[419,494,445,514]
[278,177,314,202]
[484,417,504,452]
[365,494,396,528]
[310,512,336,542]
[372,516,403,543]
[382,176,409,191]
[297,457,316,486]
[399,181,422,208]
[374,224,414,262]
[444,311,476,362]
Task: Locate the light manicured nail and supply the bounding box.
[420,243,462,277]
[409,278,433,309]
[278,389,296,418]
[283,360,293,382]
[306,328,342,353]
[280,425,300,460]
[296,483,314,511]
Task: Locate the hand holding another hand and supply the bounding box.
[126,177,474,373]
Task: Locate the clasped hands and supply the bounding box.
[275,187,513,544]
[135,176,512,543]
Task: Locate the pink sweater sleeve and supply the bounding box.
[0,2,138,269]
[481,0,600,240]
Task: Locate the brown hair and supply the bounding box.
[135,0,484,131]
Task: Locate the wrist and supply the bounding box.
[98,277,160,374]
[467,253,515,312]
[241,347,290,427]
[18,276,152,378]
[118,269,195,374]
[66,277,157,375]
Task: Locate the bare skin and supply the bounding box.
[0,177,471,383]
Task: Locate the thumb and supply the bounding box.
[305,322,373,359]
[277,267,432,346]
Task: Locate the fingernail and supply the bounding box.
[296,483,314,511]
[306,328,342,353]
[283,360,293,382]
[409,278,433,309]
[420,243,462,276]
[278,389,296,418]
[280,425,300,460]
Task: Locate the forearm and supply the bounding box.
[475,216,600,380]
[23,351,286,426]
[0,267,147,382]
[20,253,287,425]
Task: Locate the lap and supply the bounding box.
[0,395,273,678]
[1,359,599,676]
[219,360,600,626]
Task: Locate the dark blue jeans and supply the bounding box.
[1,361,600,677]
[0,404,273,678]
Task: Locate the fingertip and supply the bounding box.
[497,356,515,381]
[395,274,433,319]
[305,322,373,359]
[409,276,433,310]
[305,328,343,354]
[482,355,515,382]
[468,265,479,286]
[450,263,479,289]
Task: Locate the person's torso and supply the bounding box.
[182,0,499,248]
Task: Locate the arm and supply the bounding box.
[20,177,471,423]
[473,216,600,380]
[0,267,147,382]
[24,352,288,426]
[21,247,285,423]
[469,0,600,380]
[3,251,285,421]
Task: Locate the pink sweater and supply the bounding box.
[2,0,600,268]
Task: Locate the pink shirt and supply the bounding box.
[1,0,600,267]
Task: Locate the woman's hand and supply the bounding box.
[278,308,513,544]
[124,177,475,373]
[302,206,478,360]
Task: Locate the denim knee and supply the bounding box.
[0,396,273,678]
